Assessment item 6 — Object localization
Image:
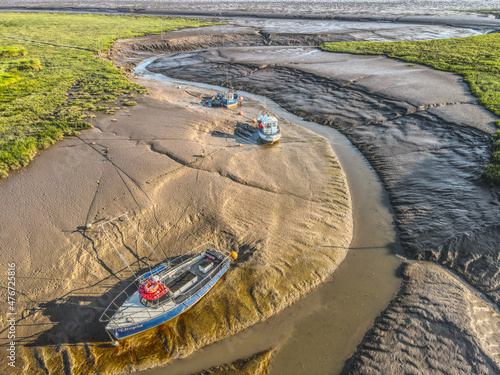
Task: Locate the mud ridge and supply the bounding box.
[192,349,274,375]
[109,33,350,73]
[343,262,500,374]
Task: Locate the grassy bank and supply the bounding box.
[320,33,500,186]
[0,12,213,178]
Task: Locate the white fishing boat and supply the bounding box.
[257,114,281,143]
[99,213,237,342]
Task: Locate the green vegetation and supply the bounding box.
[0,47,39,89]
[0,46,27,57]
[320,33,500,185]
[0,13,213,178]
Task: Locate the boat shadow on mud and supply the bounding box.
[24,225,201,348]
[212,121,261,145]
[27,278,130,347]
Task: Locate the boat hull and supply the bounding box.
[108,262,230,340]
[259,132,281,143]
[225,100,240,109]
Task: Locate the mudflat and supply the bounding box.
[117,16,499,374]
[0,70,352,373]
[0,10,499,375]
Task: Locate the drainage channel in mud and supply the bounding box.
[135,57,402,374]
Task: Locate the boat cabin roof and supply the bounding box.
[258,114,278,124]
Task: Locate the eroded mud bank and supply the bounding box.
[109,20,489,73]
[147,46,500,307]
[343,262,500,374]
[192,350,273,375]
[0,82,352,374]
[133,21,500,373]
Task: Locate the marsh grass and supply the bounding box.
[0,46,27,57]
[320,34,500,186]
[0,12,213,178]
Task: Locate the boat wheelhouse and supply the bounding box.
[99,214,236,342]
[258,114,281,143]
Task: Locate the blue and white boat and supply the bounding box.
[99,214,236,342]
[258,114,281,143]
[206,90,242,109]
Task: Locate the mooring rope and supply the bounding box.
[76,135,230,263]
[76,135,169,259]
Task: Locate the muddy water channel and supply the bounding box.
[135,61,402,373]
[138,24,500,372]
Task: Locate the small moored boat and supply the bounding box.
[99,214,237,342]
[258,114,281,143]
[205,91,242,109]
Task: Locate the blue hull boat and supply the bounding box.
[205,90,242,108]
[99,214,236,342]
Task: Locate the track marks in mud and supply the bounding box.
[148,141,320,203]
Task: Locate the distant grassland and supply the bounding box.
[0,13,213,178]
[320,34,500,186]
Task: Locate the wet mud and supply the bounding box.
[1,14,500,375]
[3,1,500,20]
[344,262,500,374]
[0,83,352,374]
[131,18,500,373]
[147,45,500,306]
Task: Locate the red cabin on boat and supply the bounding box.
[138,277,170,307]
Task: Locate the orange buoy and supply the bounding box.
[239,111,243,115]
[229,251,238,260]
[252,118,257,123]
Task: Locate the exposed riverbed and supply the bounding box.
[1,12,499,375]
[135,16,499,373]
[133,62,402,374]
[147,43,500,306]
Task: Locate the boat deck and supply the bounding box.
[106,252,223,330]
[106,293,177,329]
